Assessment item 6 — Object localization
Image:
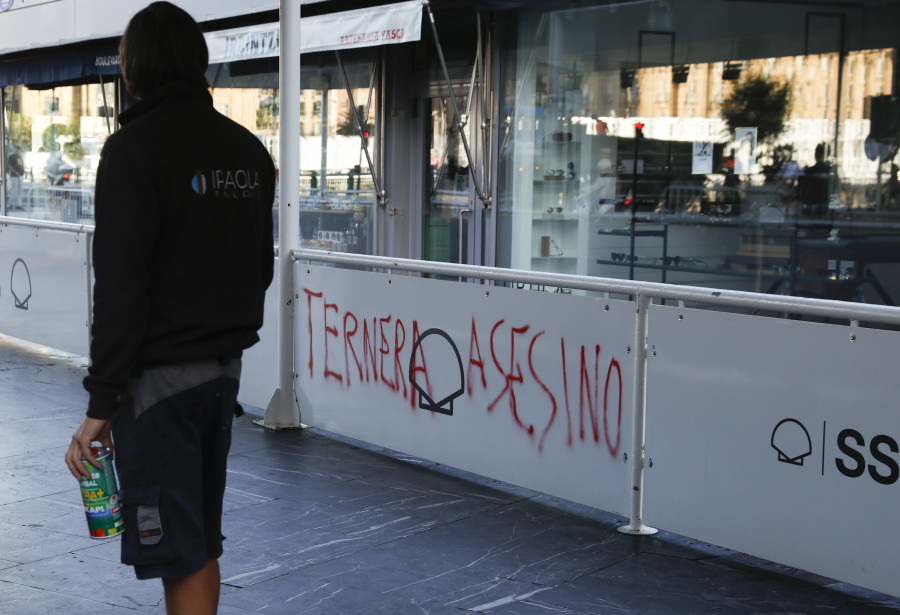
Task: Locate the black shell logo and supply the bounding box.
[771,418,812,466]
[408,328,464,416]
[10,258,32,310]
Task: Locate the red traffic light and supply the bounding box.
[635,122,645,138]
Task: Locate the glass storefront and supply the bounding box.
[3,0,900,306]
[206,52,378,251]
[3,81,115,223]
[3,50,380,256]
[495,0,900,303]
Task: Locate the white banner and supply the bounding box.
[296,265,634,515]
[1,0,416,58]
[0,226,89,356]
[0,0,278,56]
[644,304,900,597]
[206,0,422,63]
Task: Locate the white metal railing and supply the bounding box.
[282,249,900,595]
[290,248,900,558]
[0,216,95,356]
[291,249,900,326]
[1,214,94,234]
[7,184,95,224]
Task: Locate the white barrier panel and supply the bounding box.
[644,304,900,597]
[0,225,89,356]
[238,259,279,409]
[297,265,634,514]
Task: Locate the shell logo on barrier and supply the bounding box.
[771,418,812,466]
[408,328,464,416]
[10,258,32,310]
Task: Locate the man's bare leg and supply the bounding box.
[162,559,220,615]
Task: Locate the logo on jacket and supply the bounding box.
[191,170,208,196]
[193,168,261,199]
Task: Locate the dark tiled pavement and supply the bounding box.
[2,333,900,614]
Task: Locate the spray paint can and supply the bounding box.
[79,446,124,539]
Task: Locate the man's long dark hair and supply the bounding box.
[119,2,208,100]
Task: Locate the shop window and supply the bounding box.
[204,50,381,254]
[295,55,379,256]
[496,0,900,307]
[4,83,112,222]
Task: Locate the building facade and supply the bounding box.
[2,0,899,304]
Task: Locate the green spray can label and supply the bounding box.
[79,446,124,539]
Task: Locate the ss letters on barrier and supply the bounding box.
[835,428,899,486]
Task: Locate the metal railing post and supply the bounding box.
[619,292,657,535]
[1,87,7,217]
[85,230,94,351]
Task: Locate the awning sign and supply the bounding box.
[207,23,280,63]
[206,0,422,64]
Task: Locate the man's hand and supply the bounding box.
[65,416,113,480]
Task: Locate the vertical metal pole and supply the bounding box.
[618,292,657,535]
[263,0,302,428]
[377,47,387,256]
[98,74,112,135]
[1,87,7,217]
[320,88,328,198]
[85,230,94,351]
[629,132,639,280]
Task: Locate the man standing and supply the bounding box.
[64,3,275,614]
[6,144,25,210]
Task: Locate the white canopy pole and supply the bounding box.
[263,0,302,428]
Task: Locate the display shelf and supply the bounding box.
[525,124,590,276]
[597,228,667,237]
[532,256,577,262]
[533,213,581,222]
[594,222,669,281]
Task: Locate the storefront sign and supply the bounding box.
[205,0,422,63]
[0,0,281,56]
[207,23,280,62]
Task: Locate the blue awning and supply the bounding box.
[0,47,120,89]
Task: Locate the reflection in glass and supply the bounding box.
[207,55,378,253]
[3,82,114,223]
[497,0,900,305]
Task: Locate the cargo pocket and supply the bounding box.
[120,486,174,566]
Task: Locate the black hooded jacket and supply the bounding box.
[83,81,275,420]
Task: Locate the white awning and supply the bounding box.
[206,0,422,64]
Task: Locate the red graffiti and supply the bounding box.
[529,331,557,452]
[467,317,487,394]
[324,302,342,384]
[302,287,623,457]
[604,359,623,456]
